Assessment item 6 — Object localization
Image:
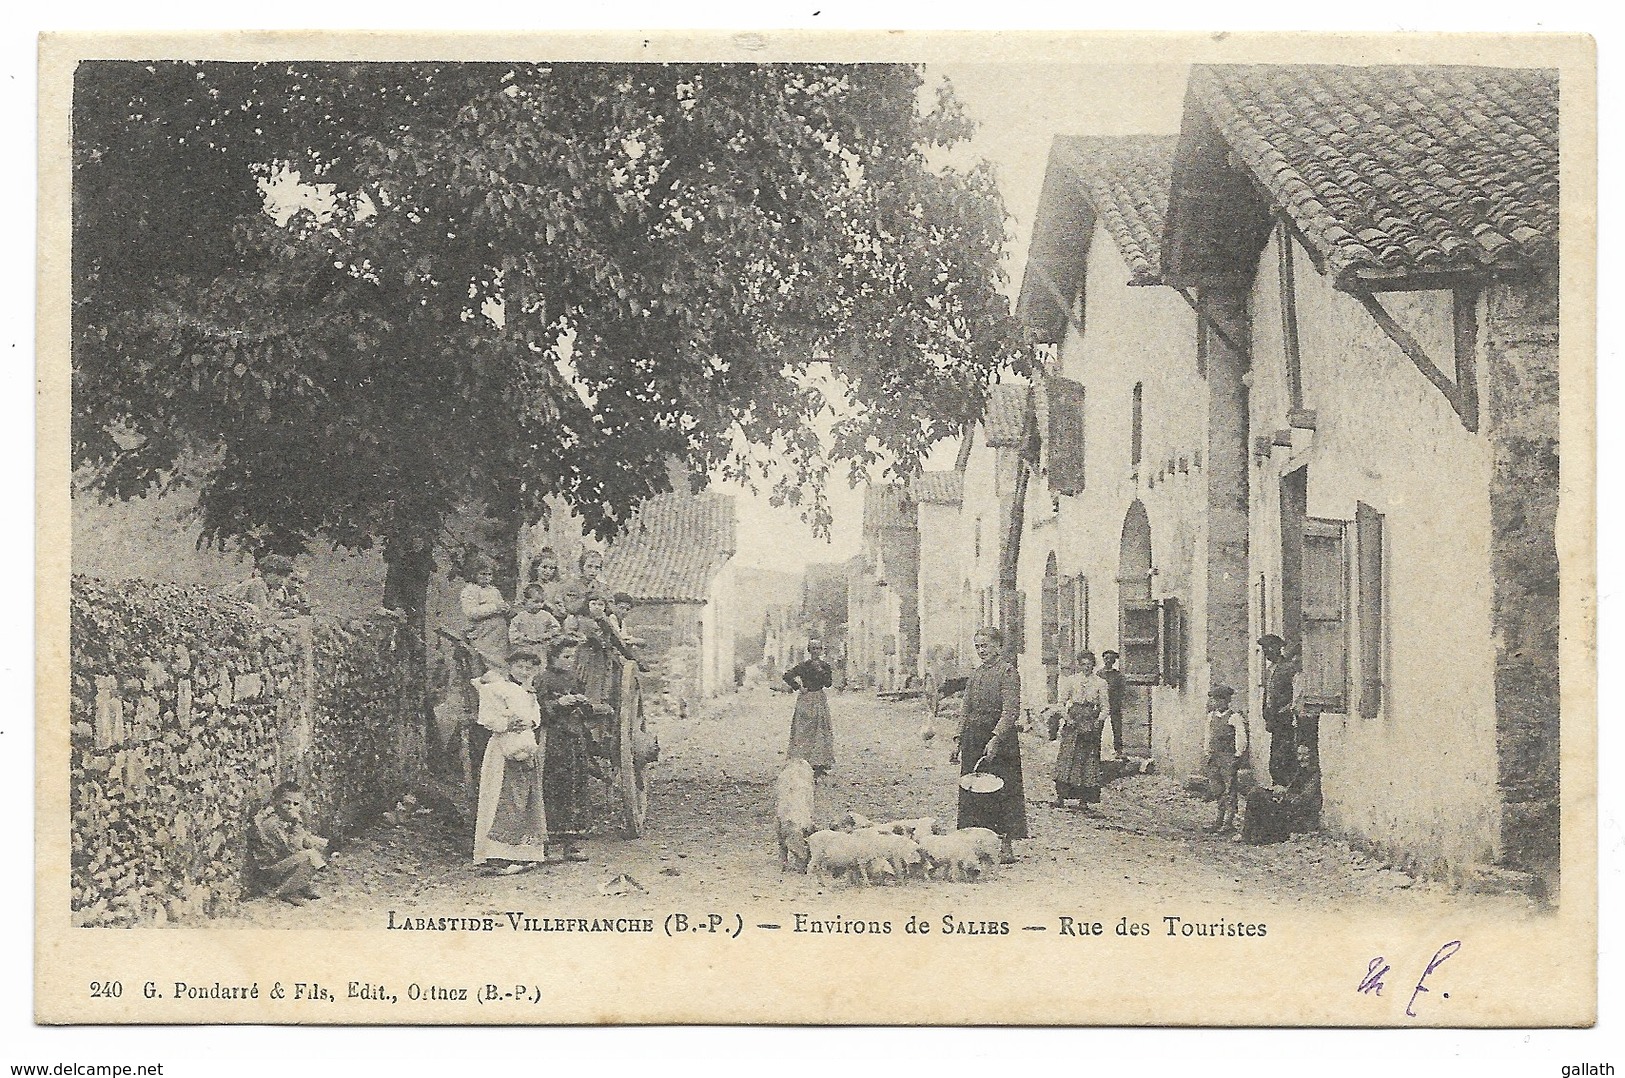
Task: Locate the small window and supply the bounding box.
[973,517,982,560]
[1131,383,1144,468]
[1120,596,1184,686]
[1041,561,1061,666]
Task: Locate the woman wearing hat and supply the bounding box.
[782,640,836,776]
[955,627,1027,863]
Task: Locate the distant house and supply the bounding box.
[1012,133,1197,749]
[844,484,919,691]
[601,491,739,704]
[954,382,1036,672]
[794,559,850,687]
[733,566,803,671]
[760,602,808,686]
[909,469,966,690]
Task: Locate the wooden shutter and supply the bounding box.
[1157,597,1185,687]
[1047,377,1087,496]
[1120,600,1159,684]
[1041,570,1061,664]
[1356,502,1384,718]
[1056,574,1076,666]
[1076,576,1090,653]
[1301,517,1349,711]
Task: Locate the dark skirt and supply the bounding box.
[1055,724,1102,802]
[957,718,1029,839]
[787,690,835,769]
[1242,788,1315,844]
[543,723,591,840]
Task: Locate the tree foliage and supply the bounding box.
[73,60,1028,603]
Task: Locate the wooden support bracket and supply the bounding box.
[1352,288,1481,433]
[1176,287,1249,366]
[1031,263,1084,338]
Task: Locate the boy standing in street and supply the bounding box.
[1203,686,1249,836]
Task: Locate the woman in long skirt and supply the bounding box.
[956,627,1027,863]
[1051,650,1107,811]
[537,641,595,862]
[783,640,836,775]
[472,650,549,875]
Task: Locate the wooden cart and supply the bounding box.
[597,658,654,838]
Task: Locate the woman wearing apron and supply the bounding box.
[955,627,1028,863]
[782,640,836,775]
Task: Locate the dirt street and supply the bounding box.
[226,685,1537,929]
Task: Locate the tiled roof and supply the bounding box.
[862,483,915,533]
[909,470,964,506]
[1186,64,1558,286]
[600,492,736,603]
[982,383,1032,447]
[1054,135,1180,286]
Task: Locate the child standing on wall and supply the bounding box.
[248,781,330,905]
[509,583,564,654]
[460,554,513,678]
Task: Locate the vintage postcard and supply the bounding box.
[36,29,1597,1026]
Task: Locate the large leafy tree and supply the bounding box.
[73,61,1028,638]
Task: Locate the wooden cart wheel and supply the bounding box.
[616,660,649,838]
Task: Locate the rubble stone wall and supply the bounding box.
[1483,269,1562,877]
[70,576,419,926]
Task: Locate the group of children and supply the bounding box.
[1203,658,1321,844]
[462,547,643,875]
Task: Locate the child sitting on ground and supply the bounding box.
[248,781,330,905]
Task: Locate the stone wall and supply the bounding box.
[70,575,420,926]
[1483,269,1562,876]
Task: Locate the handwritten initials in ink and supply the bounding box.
[1405,941,1462,1018]
[1358,956,1389,995]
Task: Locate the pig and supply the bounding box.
[857,829,922,882]
[916,828,1002,882]
[837,811,875,832]
[774,758,816,872]
[880,816,939,841]
[956,827,1003,868]
[806,829,875,886]
[916,832,977,881]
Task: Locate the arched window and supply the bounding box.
[1131,382,1144,468]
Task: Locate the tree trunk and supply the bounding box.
[999,392,1040,661]
[383,521,437,778]
[1000,455,1030,660]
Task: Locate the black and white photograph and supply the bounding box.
[35,28,1595,1031]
